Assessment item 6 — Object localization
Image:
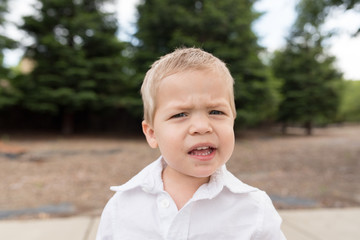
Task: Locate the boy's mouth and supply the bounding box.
[188,146,215,156]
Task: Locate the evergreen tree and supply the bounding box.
[339,80,360,122]
[133,0,280,127]
[295,0,360,36]
[18,0,128,134]
[0,0,18,109]
[271,0,343,135]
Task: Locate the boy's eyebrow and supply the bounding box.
[206,100,230,108]
[166,100,230,110]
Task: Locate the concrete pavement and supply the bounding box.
[280,208,360,240]
[0,208,359,240]
[0,216,99,240]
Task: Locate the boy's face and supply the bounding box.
[142,69,235,180]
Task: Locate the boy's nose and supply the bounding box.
[189,115,213,135]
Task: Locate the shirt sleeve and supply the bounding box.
[96,196,116,240]
[253,192,287,240]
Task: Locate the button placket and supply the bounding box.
[156,194,177,238]
[166,203,192,240]
[159,198,170,208]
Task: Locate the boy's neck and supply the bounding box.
[162,166,210,210]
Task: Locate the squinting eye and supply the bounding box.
[210,110,224,115]
[171,112,187,118]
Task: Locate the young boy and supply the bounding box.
[96,48,286,239]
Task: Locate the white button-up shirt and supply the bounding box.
[96,157,286,240]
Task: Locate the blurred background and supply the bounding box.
[0,0,359,220]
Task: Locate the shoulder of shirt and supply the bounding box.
[222,167,260,194]
[109,157,162,192]
[222,169,276,213]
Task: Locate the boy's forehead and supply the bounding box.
[161,98,232,110]
[159,67,225,83]
[156,68,232,96]
[156,69,233,101]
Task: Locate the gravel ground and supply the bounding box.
[1,124,359,219]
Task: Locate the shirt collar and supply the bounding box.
[193,164,258,201]
[110,156,164,193]
[110,156,258,197]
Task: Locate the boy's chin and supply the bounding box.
[190,170,217,179]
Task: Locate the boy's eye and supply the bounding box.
[171,112,187,118]
[210,110,224,115]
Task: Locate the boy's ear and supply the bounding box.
[142,120,158,148]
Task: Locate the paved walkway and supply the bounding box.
[0,208,359,240]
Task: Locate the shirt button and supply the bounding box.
[160,199,170,208]
[142,186,151,193]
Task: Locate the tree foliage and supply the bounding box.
[0,0,15,48]
[339,80,360,122]
[17,0,129,134]
[272,0,344,135]
[0,0,19,109]
[295,0,360,36]
[133,0,281,127]
[272,43,342,134]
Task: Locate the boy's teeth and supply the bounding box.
[196,146,209,150]
[190,146,213,156]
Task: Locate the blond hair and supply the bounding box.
[141,47,236,125]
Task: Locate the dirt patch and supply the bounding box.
[1,125,359,219]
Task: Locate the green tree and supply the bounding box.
[272,0,343,135]
[18,0,129,134]
[295,0,360,36]
[133,0,280,127]
[339,80,360,122]
[0,0,19,109]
